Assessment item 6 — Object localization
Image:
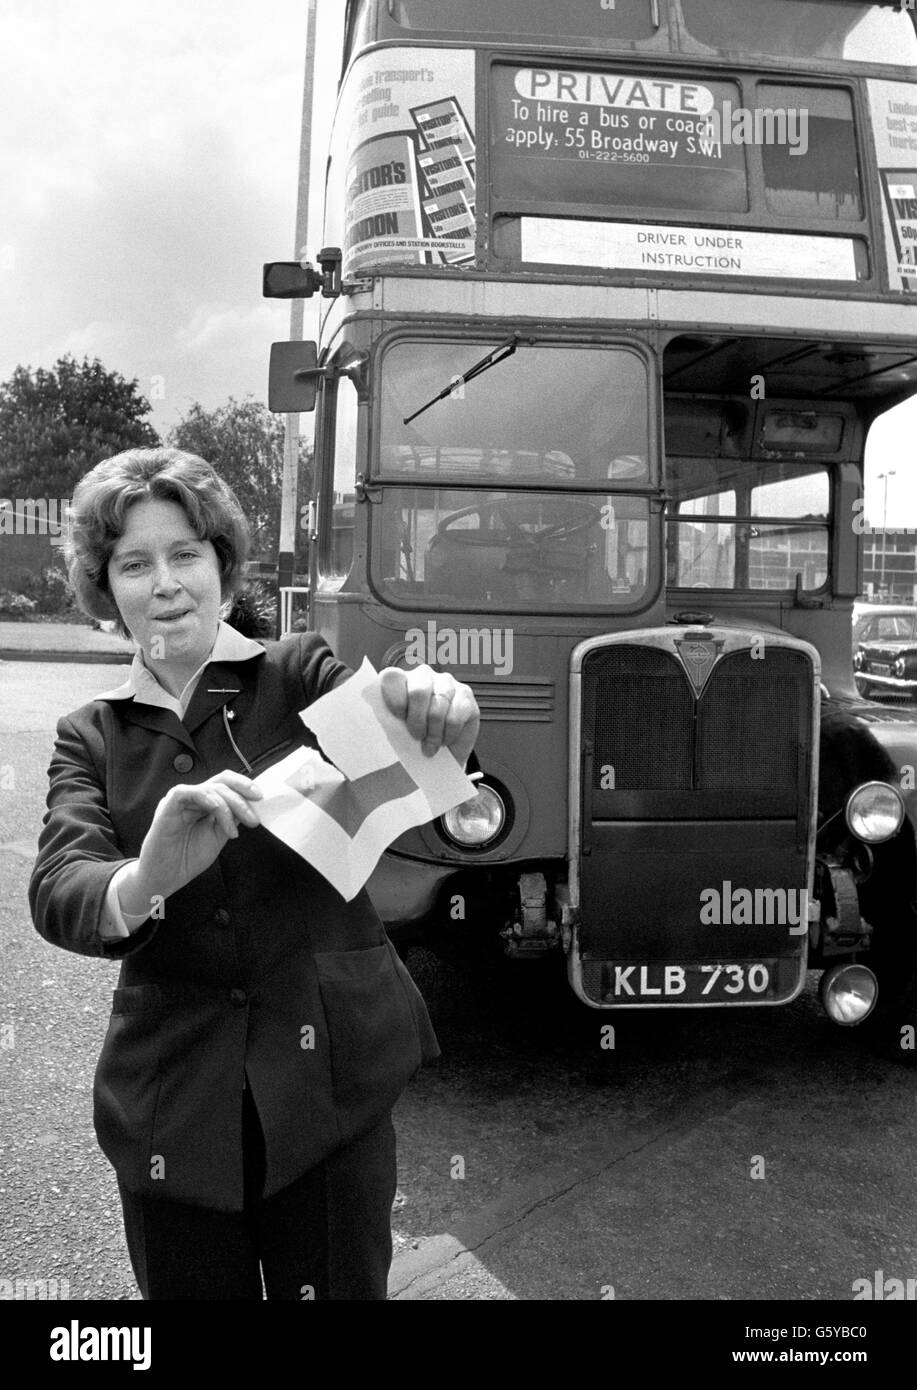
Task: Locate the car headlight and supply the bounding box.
[853,649,864,671]
[441,785,506,847]
[894,657,907,678]
[845,781,905,844]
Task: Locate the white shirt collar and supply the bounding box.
[94,620,265,717]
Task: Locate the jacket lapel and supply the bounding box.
[119,702,198,753]
[108,650,267,755]
[181,655,264,737]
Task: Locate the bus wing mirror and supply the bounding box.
[269,341,321,413]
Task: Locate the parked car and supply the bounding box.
[852,602,917,650]
[853,604,917,698]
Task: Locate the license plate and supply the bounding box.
[600,961,779,1003]
[870,663,891,675]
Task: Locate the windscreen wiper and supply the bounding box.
[403,333,521,426]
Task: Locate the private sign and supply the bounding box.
[514,69,715,114]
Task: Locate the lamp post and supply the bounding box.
[878,470,896,597]
[276,0,318,636]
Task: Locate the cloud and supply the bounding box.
[0,1,306,210]
[160,299,294,428]
[37,320,135,367]
[175,301,281,356]
[0,0,308,434]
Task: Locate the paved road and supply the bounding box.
[0,619,131,661]
[1,661,915,1303]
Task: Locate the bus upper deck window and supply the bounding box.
[391,0,659,43]
[682,0,917,67]
[490,66,748,215]
[760,85,862,221]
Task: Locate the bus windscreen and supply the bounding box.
[375,340,652,612]
[380,341,650,486]
[682,0,917,67]
[666,458,830,592]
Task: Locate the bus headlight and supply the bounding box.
[845,781,904,844]
[441,785,506,847]
[819,962,878,1026]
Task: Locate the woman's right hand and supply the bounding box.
[118,772,264,915]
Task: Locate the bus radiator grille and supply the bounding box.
[585,645,811,801]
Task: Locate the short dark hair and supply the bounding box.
[66,448,250,640]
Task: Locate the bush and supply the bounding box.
[39,566,73,615]
[225,580,277,639]
[12,565,74,616]
[0,590,38,619]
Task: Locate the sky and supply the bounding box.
[0,0,914,524]
[0,0,324,440]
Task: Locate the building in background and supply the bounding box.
[862,529,917,601]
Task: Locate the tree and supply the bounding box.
[168,397,312,560]
[0,356,159,498]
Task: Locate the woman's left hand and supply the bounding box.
[379,665,480,767]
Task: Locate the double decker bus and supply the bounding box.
[265,0,917,1047]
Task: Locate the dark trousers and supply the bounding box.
[117,1088,397,1300]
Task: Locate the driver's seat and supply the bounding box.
[423,531,518,602]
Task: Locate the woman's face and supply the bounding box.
[108,497,223,673]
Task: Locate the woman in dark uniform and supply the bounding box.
[28,447,479,1300]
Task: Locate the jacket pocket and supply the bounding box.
[314,941,436,1114]
[249,737,298,771]
[111,983,162,1014]
[94,986,165,1186]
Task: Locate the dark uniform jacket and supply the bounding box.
[28,632,440,1212]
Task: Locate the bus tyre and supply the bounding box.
[859,959,917,1064]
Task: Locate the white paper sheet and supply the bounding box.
[252,659,476,900]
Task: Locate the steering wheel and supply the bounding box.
[437,498,601,546]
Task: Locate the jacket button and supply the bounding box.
[229,989,247,1007]
[214,908,231,927]
[173,753,194,774]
